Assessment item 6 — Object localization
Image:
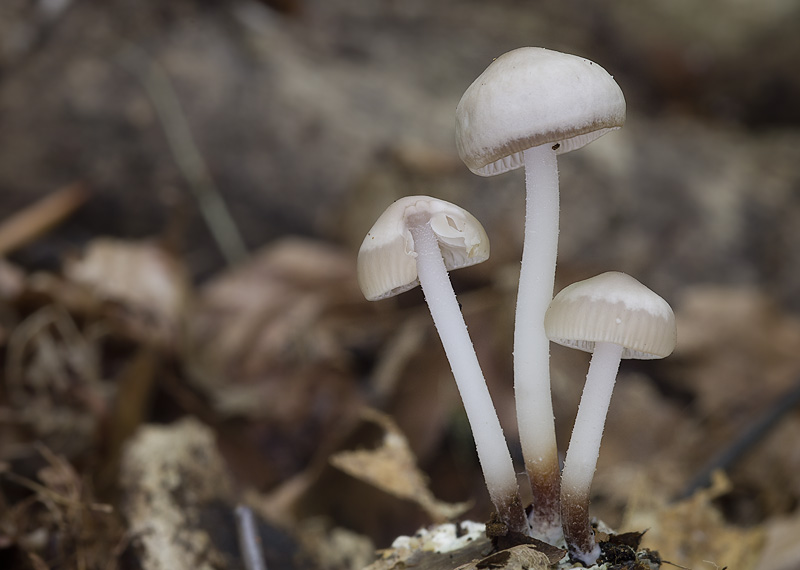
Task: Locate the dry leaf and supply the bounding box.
[64,238,189,346]
[186,237,368,408]
[622,471,765,569]
[464,544,552,570]
[755,512,800,570]
[364,524,562,570]
[296,517,376,570]
[184,237,383,488]
[673,286,800,416]
[330,408,470,523]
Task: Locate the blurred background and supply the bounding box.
[0,0,799,569]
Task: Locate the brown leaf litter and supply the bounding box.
[622,471,764,569]
[329,408,470,524]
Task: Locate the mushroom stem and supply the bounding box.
[408,216,528,535]
[561,341,624,565]
[514,144,562,541]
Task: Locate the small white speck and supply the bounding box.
[615,318,622,325]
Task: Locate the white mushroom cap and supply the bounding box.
[544,272,676,359]
[455,47,626,176]
[357,196,490,301]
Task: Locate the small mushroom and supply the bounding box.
[544,271,676,564]
[358,196,528,535]
[455,47,626,542]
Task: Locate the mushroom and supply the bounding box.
[544,271,676,564]
[455,47,626,541]
[358,196,528,535]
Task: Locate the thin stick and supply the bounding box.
[235,505,268,570]
[3,471,113,514]
[118,43,248,266]
[0,182,89,256]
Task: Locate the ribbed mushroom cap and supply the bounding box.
[456,47,626,177]
[544,272,676,359]
[357,196,490,301]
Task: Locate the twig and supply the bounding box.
[0,182,89,256]
[235,505,268,570]
[117,43,248,266]
[2,471,113,514]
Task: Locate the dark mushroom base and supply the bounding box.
[527,458,563,540]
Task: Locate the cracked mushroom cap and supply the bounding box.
[357,196,490,301]
[544,272,676,359]
[456,47,626,176]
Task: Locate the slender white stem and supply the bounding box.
[408,219,527,534]
[515,144,562,538]
[561,341,624,564]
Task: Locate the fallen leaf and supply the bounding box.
[470,544,552,570]
[64,238,189,346]
[755,512,800,570]
[330,408,470,523]
[622,471,765,569]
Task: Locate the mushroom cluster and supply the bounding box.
[357,47,676,567]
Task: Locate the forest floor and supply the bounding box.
[1,1,800,569]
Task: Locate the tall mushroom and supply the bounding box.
[455,47,626,542]
[358,196,528,535]
[544,271,676,564]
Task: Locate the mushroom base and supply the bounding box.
[489,491,530,539]
[561,487,601,565]
[526,453,563,544]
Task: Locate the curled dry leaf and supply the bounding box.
[329,408,470,523]
[64,238,189,347]
[467,544,553,570]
